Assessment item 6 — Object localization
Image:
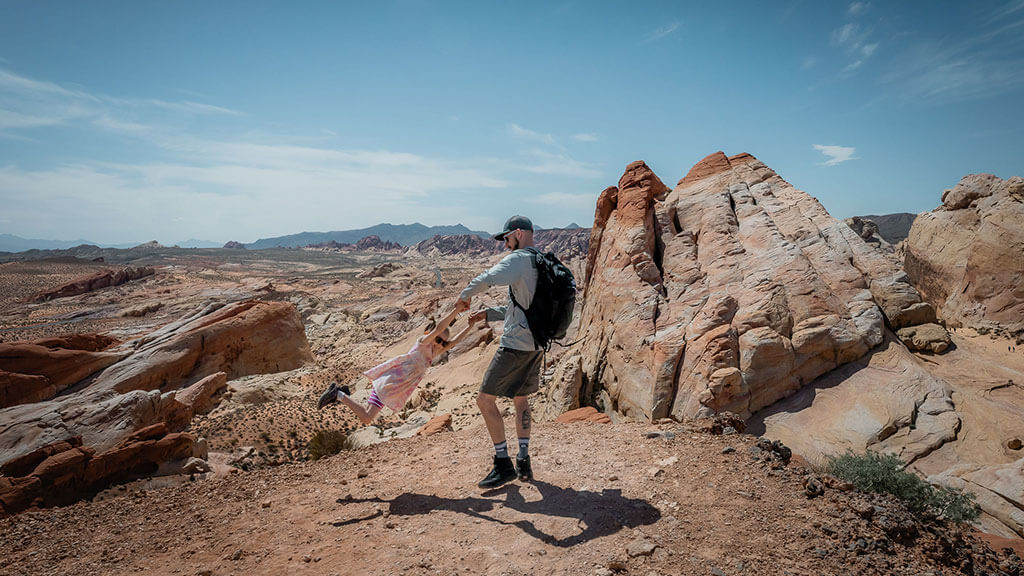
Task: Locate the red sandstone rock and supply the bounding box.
[555,407,612,424]
[416,413,453,436]
[31,333,118,352]
[31,266,155,302]
[0,427,197,517]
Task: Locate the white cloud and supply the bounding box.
[646,22,680,42]
[847,2,868,17]
[573,133,599,142]
[861,42,879,57]
[813,144,857,166]
[0,144,511,243]
[801,56,818,70]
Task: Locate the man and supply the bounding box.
[456,215,542,489]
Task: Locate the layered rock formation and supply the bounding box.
[0,334,125,408]
[905,173,1024,338]
[574,153,944,422]
[0,424,202,516]
[413,234,499,256]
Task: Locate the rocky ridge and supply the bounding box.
[568,152,944,424]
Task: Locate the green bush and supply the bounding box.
[828,451,980,523]
[307,429,354,460]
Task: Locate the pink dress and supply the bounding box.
[363,338,435,412]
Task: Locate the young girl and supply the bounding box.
[317,305,478,424]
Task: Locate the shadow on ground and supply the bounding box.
[334,480,661,547]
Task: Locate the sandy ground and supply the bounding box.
[3,419,1019,576]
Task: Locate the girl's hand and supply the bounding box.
[469,310,487,324]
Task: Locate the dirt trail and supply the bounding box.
[2,419,1018,576]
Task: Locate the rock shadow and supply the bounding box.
[334,480,660,547]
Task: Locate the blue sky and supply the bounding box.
[1,1,1022,245]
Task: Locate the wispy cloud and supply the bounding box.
[507,122,558,147]
[0,67,241,136]
[813,144,856,166]
[829,5,880,75]
[573,133,599,142]
[646,22,680,42]
[877,33,1024,102]
[517,149,602,178]
[146,99,243,116]
[802,56,818,70]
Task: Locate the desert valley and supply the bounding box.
[1,152,1023,576]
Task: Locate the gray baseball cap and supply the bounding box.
[493,215,534,240]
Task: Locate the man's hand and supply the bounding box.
[455,298,471,312]
[469,310,487,324]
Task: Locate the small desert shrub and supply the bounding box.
[828,451,980,523]
[308,429,354,460]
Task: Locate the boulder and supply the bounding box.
[174,372,228,415]
[897,323,952,354]
[90,299,312,394]
[905,173,1024,337]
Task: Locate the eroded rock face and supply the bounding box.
[576,153,942,422]
[0,300,311,480]
[905,173,1024,338]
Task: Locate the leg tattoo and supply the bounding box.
[520,407,531,431]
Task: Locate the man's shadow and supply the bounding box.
[333,480,661,548]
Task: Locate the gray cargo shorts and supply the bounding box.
[480,347,543,398]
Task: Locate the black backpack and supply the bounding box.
[509,247,577,351]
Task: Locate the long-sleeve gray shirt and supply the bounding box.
[459,248,538,351]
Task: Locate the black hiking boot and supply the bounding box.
[478,456,517,489]
[317,382,340,409]
[515,455,533,481]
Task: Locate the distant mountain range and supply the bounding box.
[853,213,918,244]
[0,234,222,253]
[244,223,493,249]
[1,222,579,254]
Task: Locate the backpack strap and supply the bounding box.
[508,247,539,313]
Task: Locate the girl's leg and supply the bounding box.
[338,394,382,426]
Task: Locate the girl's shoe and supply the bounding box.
[317,382,340,409]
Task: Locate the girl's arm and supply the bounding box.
[425,305,460,342]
